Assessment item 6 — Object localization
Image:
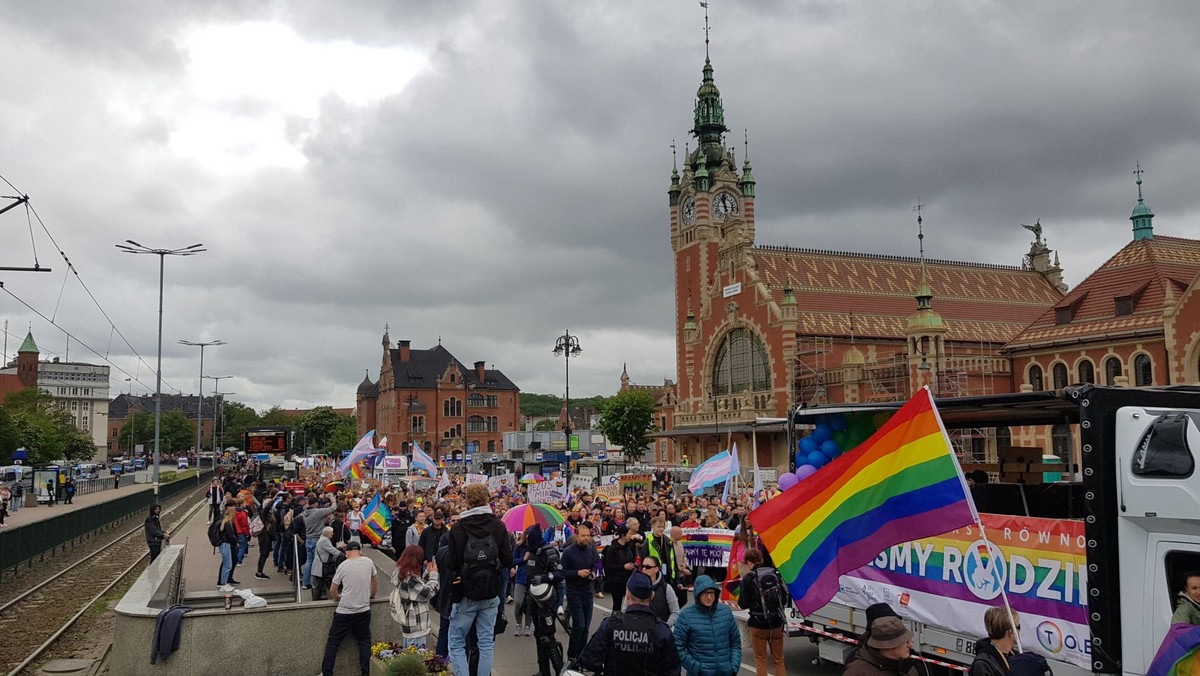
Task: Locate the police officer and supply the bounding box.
[578,572,680,676]
[524,523,566,676]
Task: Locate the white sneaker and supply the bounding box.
[218,584,235,592]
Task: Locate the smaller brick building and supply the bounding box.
[356,331,521,460]
[0,331,40,402]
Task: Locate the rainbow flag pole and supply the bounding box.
[751,386,981,617]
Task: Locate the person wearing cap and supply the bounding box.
[579,571,681,676]
[673,574,740,676]
[843,616,918,676]
[319,539,377,676]
[969,607,1022,676]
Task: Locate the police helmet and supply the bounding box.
[529,581,555,605]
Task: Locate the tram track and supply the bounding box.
[0,482,208,676]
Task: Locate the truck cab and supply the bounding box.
[786,385,1200,676]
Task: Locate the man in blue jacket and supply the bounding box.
[673,575,742,676]
[559,520,598,660]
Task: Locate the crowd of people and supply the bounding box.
[187,459,1122,676]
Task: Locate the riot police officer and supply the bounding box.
[578,572,680,676]
[524,524,566,676]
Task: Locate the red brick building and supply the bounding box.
[646,51,1195,473]
[356,331,521,460]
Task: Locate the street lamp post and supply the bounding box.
[116,241,205,497]
[180,340,225,482]
[205,375,234,468]
[552,330,583,458]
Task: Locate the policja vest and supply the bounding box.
[602,606,673,676]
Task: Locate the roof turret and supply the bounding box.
[18,331,38,353]
[1131,163,1155,241]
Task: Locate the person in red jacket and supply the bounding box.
[234,506,251,566]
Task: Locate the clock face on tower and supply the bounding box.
[681,196,696,225]
[714,191,739,219]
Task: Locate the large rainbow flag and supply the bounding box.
[751,387,976,615]
[1150,623,1200,676]
[359,493,392,546]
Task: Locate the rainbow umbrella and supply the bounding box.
[324,479,346,493]
[519,473,546,484]
[501,503,565,532]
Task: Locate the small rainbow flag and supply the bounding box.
[348,462,365,480]
[359,493,392,546]
[751,387,976,615]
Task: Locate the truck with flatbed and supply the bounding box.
[783,385,1200,676]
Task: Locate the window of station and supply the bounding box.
[1078,359,1095,384]
[1134,354,1153,387]
[1105,357,1124,385]
[1028,365,1044,391]
[1053,363,1069,390]
[712,328,771,395]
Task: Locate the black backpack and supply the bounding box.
[460,532,502,601]
[753,567,788,622]
[207,520,222,547]
[323,550,347,579]
[1008,651,1051,676]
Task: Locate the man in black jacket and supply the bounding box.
[419,509,449,562]
[579,572,680,676]
[144,504,170,562]
[970,607,1021,676]
[445,483,513,676]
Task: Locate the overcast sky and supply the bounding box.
[2,1,1199,411]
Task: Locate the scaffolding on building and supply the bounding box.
[939,341,1007,462]
[864,353,908,402]
[794,336,832,407]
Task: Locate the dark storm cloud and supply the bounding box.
[2,1,1199,410]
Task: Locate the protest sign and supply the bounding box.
[527,481,564,504]
[680,528,735,568]
[569,475,594,493]
[466,473,488,485]
[620,473,653,494]
[488,473,515,492]
[595,484,622,499]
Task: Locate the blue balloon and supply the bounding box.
[830,413,849,431]
[820,439,842,458]
[798,436,818,455]
[807,451,829,468]
[811,425,832,444]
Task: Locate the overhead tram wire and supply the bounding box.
[0,171,175,391]
[0,283,167,395]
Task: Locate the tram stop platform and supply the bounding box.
[112,501,404,675]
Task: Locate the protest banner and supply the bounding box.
[550,476,568,497]
[488,472,515,492]
[832,514,1089,670]
[680,528,735,568]
[466,473,488,485]
[620,473,653,494]
[569,475,594,493]
[600,474,620,486]
[527,481,564,504]
[594,484,622,499]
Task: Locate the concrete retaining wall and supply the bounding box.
[114,545,402,675]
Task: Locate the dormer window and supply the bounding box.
[1055,307,1074,325]
[1115,297,1135,316]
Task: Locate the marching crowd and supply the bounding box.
[184,460,1063,676]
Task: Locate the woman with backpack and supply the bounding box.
[391,544,440,649]
[254,502,276,580]
[738,549,788,676]
[216,504,241,589]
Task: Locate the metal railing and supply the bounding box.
[0,469,213,580]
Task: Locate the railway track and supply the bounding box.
[0,482,208,676]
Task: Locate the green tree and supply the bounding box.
[2,388,93,463]
[519,394,562,417]
[326,417,359,454]
[118,411,155,454]
[595,390,657,463]
[0,407,19,464]
[533,419,559,432]
[299,406,350,452]
[259,406,293,427]
[219,401,260,449]
[159,409,196,452]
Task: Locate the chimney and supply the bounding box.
[398,340,411,362]
[474,361,486,382]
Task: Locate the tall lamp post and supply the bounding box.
[116,241,206,497]
[205,375,234,468]
[180,339,225,481]
[552,330,583,459]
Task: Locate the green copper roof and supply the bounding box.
[1131,172,1154,241]
[908,268,947,332]
[781,279,796,306]
[18,331,38,353]
[692,58,729,146]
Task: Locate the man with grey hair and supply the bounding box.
[312,526,342,601]
[302,498,337,589]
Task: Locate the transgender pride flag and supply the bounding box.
[411,444,438,477]
[689,450,734,493]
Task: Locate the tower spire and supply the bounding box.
[1131,161,1155,241]
[914,197,932,308]
[692,1,728,147]
[702,1,710,61]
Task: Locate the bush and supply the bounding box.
[159,471,177,482]
[384,653,428,676]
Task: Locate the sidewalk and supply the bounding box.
[2,480,158,529]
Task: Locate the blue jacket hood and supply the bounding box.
[693,574,720,596]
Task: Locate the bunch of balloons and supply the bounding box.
[777,412,889,491]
